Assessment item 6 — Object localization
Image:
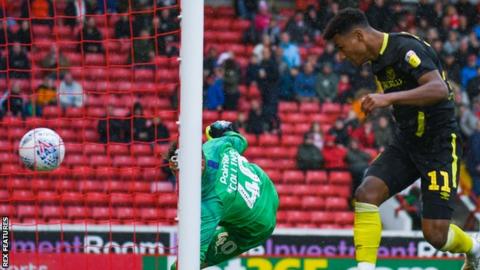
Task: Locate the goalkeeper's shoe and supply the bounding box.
[205,120,235,140]
[462,234,480,270]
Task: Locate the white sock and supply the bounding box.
[358,262,375,270]
[469,235,480,256]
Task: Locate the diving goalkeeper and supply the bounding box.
[168,121,279,269]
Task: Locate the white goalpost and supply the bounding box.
[178,0,204,269]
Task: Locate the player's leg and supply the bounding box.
[355,142,420,270]
[416,133,479,269]
[202,226,272,268]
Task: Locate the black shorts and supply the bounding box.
[365,132,462,220]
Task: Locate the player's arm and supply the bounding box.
[362,39,449,113]
[206,121,248,154]
[362,70,448,113]
[200,197,224,265]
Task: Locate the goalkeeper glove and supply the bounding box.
[205,120,236,140]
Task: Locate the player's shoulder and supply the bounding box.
[389,32,430,51]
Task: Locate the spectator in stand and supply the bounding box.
[234,0,258,19]
[366,0,393,32]
[204,47,218,78]
[155,9,179,49]
[443,31,460,56]
[159,37,179,57]
[222,58,241,110]
[467,121,480,196]
[461,54,479,89]
[97,0,118,14]
[318,42,335,67]
[79,17,104,54]
[296,133,323,171]
[329,117,350,147]
[0,21,14,46]
[264,16,281,45]
[443,52,461,86]
[315,62,338,103]
[467,67,480,102]
[40,45,70,78]
[8,43,31,79]
[151,117,170,144]
[306,122,324,150]
[58,72,85,108]
[415,0,435,26]
[351,120,376,149]
[34,76,56,116]
[246,99,267,135]
[233,112,248,133]
[245,54,260,86]
[346,139,372,194]
[336,74,353,103]
[132,102,150,142]
[294,62,316,102]
[278,67,298,101]
[206,67,225,111]
[353,64,376,91]
[0,81,25,118]
[254,1,270,33]
[322,135,347,170]
[64,0,95,29]
[285,10,311,44]
[114,15,132,39]
[373,115,392,151]
[304,5,322,37]
[279,32,300,68]
[258,47,279,122]
[131,29,155,68]
[456,0,476,28]
[253,34,271,62]
[15,21,31,50]
[21,0,54,27]
[98,106,129,143]
[459,103,478,139]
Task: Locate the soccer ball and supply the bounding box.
[18,128,65,171]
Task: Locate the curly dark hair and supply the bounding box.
[323,8,370,40]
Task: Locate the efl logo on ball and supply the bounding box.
[19,128,65,171]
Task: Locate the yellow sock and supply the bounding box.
[354,202,382,265]
[440,224,473,254]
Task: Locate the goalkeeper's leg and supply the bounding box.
[169,226,272,270]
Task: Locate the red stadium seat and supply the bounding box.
[84,192,109,205]
[37,191,59,203]
[113,156,137,167]
[306,171,328,184]
[140,208,159,221]
[311,211,333,225]
[335,211,354,226]
[325,197,349,211]
[65,155,89,166]
[79,180,103,192]
[18,205,37,219]
[72,166,95,179]
[152,182,174,192]
[42,206,64,220]
[299,102,320,113]
[131,144,152,156]
[322,102,342,114]
[245,146,264,159]
[301,196,325,210]
[110,193,133,206]
[66,206,89,219]
[157,193,177,207]
[7,178,28,190]
[42,106,62,118]
[84,144,106,155]
[329,171,352,186]
[282,113,305,124]
[137,156,159,167]
[11,190,35,202]
[134,193,156,206]
[92,207,112,221]
[116,207,136,220]
[55,180,77,191]
[65,143,83,155]
[129,181,150,193]
[108,144,130,155]
[264,170,282,183]
[65,107,84,118]
[1,116,23,128]
[90,155,112,167]
[0,204,15,216]
[258,134,279,146]
[280,196,302,209]
[61,192,83,204]
[282,170,304,184]
[286,211,311,224]
[31,178,52,191]
[220,111,237,122]
[281,135,303,146]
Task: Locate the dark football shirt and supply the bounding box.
[371,32,457,143]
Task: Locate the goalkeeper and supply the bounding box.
[168,121,279,269]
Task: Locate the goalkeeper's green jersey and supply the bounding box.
[200,131,279,262]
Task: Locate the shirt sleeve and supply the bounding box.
[200,197,223,263]
[217,131,248,155]
[398,38,438,81]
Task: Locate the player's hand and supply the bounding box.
[361,93,392,115]
[206,120,235,140]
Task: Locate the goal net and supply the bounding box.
[0,1,181,269]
